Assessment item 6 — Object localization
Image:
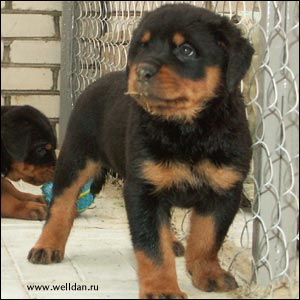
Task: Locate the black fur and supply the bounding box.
[1,105,57,176]
[53,4,253,259]
[38,4,253,296]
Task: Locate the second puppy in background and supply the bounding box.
[1,105,56,220]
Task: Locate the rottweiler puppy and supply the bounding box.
[1,105,56,220]
[28,4,253,299]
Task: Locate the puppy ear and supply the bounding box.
[213,18,254,92]
[1,111,31,161]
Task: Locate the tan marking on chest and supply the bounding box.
[197,160,243,191]
[136,225,183,298]
[142,160,242,193]
[142,161,198,192]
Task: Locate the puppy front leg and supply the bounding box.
[186,188,242,292]
[28,160,98,264]
[1,178,47,220]
[124,181,187,299]
[1,178,47,204]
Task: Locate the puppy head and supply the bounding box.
[1,106,57,185]
[127,4,254,122]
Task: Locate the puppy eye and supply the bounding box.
[175,43,198,60]
[36,147,47,157]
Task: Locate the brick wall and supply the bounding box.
[1,1,62,134]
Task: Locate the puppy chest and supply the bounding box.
[141,160,242,193]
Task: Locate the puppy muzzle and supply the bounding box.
[136,63,159,82]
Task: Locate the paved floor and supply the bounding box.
[1,180,294,299]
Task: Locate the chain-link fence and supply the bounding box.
[60,1,299,298]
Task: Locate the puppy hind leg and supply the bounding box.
[28,158,99,264]
[170,228,185,257]
[90,167,109,196]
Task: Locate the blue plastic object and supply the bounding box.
[41,180,95,213]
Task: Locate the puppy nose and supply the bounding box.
[136,63,158,81]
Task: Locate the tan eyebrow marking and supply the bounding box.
[173,33,185,46]
[141,31,151,44]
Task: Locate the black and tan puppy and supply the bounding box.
[28,4,253,298]
[1,105,56,220]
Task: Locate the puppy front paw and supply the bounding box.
[28,247,64,264]
[27,195,48,205]
[20,202,48,220]
[192,270,238,292]
[141,291,187,299]
[188,260,238,292]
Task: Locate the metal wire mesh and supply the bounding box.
[63,1,299,298]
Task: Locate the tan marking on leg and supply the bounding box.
[1,178,47,220]
[1,194,47,220]
[30,161,99,262]
[1,178,43,202]
[186,210,237,292]
[186,211,216,268]
[136,226,186,298]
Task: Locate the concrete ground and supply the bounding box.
[1,180,296,299]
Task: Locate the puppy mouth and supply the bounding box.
[24,167,55,186]
[127,64,221,122]
[125,89,188,114]
[126,77,189,112]
[127,64,187,112]
[28,178,44,186]
[21,175,50,186]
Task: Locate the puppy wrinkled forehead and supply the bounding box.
[138,4,217,32]
[132,5,222,50]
